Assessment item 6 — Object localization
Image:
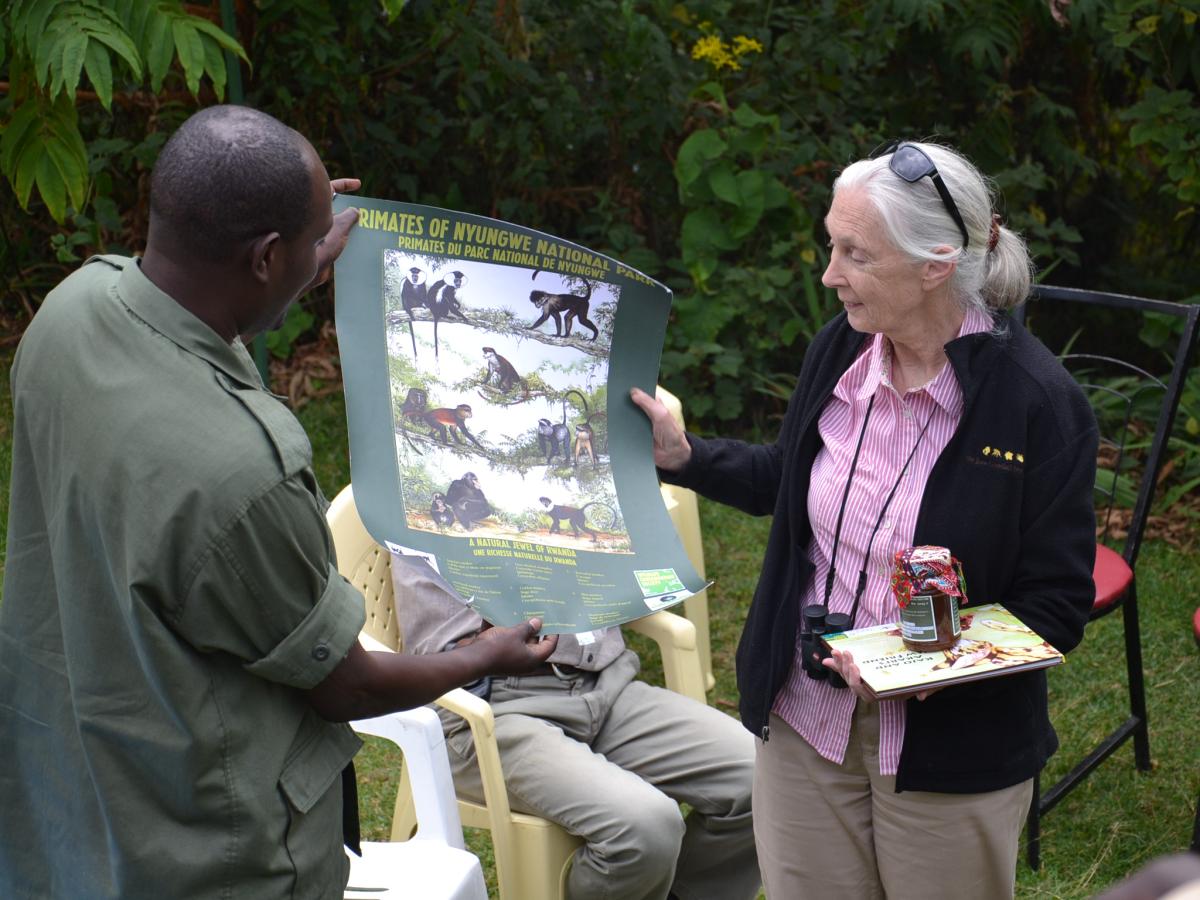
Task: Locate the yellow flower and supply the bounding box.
[983,446,991,456]
[1004,451,1014,461]
[732,35,764,57]
[691,34,741,71]
[1016,453,1025,463]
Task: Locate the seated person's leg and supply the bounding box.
[447,707,687,900]
[592,680,759,900]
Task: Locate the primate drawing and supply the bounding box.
[400,387,428,425]
[426,270,469,360]
[573,422,597,468]
[446,472,492,531]
[537,418,571,466]
[420,404,485,449]
[482,346,527,395]
[429,493,455,528]
[527,274,600,341]
[539,497,602,542]
[399,267,428,356]
[536,389,587,466]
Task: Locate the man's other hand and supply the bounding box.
[308,177,362,291]
[474,618,559,676]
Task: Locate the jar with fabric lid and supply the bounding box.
[891,546,968,652]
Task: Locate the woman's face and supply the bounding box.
[821,187,938,341]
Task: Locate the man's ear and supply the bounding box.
[249,232,282,285]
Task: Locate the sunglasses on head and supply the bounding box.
[870,141,970,250]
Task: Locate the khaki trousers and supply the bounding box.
[753,704,1033,900]
[446,650,760,900]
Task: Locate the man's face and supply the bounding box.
[250,146,333,336]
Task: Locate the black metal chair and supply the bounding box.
[1013,286,1200,870]
[1193,606,1200,854]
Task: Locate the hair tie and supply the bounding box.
[987,213,1002,253]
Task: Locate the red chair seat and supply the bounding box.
[1093,543,1133,614]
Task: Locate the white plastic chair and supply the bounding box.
[346,703,487,900]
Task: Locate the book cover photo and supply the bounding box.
[822,603,1064,699]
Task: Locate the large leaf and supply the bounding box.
[145,11,174,91]
[0,102,41,176]
[202,33,227,100]
[189,16,250,63]
[81,11,144,78]
[83,39,114,109]
[2,94,88,222]
[674,129,727,189]
[36,150,69,222]
[54,30,89,98]
[171,17,205,96]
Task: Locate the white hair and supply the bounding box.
[832,141,1033,314]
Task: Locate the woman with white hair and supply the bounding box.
[632,140,1098,898]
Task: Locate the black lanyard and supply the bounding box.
[819,391,939,628]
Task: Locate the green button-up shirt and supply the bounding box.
[0,256,365,899]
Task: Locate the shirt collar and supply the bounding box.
[854,305,993,410]
[117,258,264,390]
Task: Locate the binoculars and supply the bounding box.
[800,604,852,689]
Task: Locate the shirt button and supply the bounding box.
[312,643,331,662]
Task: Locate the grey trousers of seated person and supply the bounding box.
[443,649,759,900]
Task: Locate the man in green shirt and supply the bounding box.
[0,105,555,899]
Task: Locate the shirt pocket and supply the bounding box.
[277,713,359,897]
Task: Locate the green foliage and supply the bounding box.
[0,0,248,223]
[3,0,1200,434]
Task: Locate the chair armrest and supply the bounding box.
[626,611,706,703]
[434,688,517,830]
[351,705,466,848]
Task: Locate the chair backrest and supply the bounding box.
[327,485,403,651]
[351,702,467,847]
[1015,286,1200,569]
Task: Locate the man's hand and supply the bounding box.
[307,177,362,292]
[472,618,558,676]
[629,387,692,473]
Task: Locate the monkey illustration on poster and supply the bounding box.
[335,196,708,634]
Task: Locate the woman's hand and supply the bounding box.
[821,647,876,703]
[629,387,692,473]
[823,647,943,702]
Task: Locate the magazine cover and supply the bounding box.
[332,195,704,633]
[822,603,1064,699]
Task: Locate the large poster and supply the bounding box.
[333,196,704,634]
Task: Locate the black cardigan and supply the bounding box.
[664,312,1098,793]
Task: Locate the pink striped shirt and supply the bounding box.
[772,307,991,773]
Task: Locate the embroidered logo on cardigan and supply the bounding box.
[969,445,1025,472]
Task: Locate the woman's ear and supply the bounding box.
[922,248,957,292]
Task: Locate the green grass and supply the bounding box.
[4,367,1197,897]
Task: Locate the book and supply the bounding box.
[331,195,706,633]
[821,603,1063,699]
